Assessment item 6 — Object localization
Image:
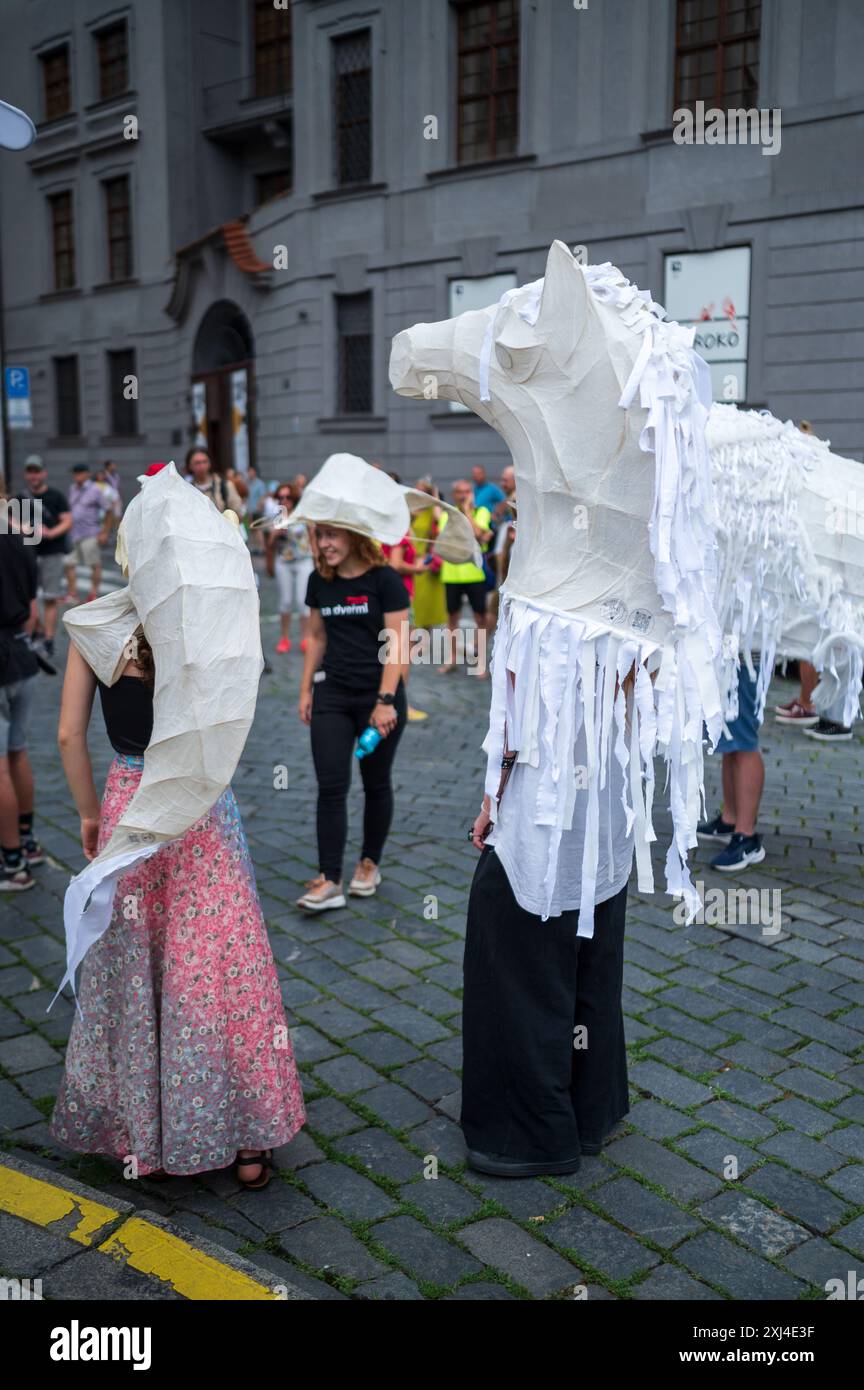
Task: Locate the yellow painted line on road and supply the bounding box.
[99,1217,280,1300]
[0,1162,118,1246]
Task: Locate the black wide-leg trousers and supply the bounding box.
[461,847,630,1162]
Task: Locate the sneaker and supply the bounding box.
[276,637,291,654]
[406,706,428,722]
[774,700,818,726]
[296,875,346,912]
[466,1149,581,1178]
[711,832,766,872]
[802,717,853,742]
[23,838,46,866]
[349,858,382,897]
[300,638,309,654]
[696,810,736,842]
[0,864,35,891]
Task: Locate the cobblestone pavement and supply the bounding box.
[2,562,863,1300]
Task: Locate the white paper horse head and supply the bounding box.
[391,240,717,651]
[390,243,724,929]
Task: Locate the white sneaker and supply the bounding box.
[349,858,382,897]
[296,875,346,912]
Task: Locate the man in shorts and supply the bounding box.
[697,659,766,871]
[65,463,110,603]
[0,519,43,891]
[16,456,71,657]
[437,479,492,676]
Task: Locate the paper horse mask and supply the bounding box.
[53,463,264,1005]
[390,240,724,929]
[707,404,864,729]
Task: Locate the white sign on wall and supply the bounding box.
[664,248,751,402]
[448,274,518,412]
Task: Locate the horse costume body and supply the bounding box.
[707,405,864,729]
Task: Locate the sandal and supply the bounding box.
[235,1148,273,1190]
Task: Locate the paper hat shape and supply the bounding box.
[53,463,264,1005]
[707,404,864,728]
[390,241,723,928]
[277,452,482,565]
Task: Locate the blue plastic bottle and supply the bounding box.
[355,726,382,759]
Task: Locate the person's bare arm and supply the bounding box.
[370,607,409,737]
[471,669,517,848]
[57,644,101,859]
[43,510,72,541]
[298,607,326,724]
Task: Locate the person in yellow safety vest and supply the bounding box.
[436,479,493,677]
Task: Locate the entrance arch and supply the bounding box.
[191,301,255,476]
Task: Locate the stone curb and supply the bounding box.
[0,1150,312,1301]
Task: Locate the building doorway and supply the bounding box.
[191,301,255,475]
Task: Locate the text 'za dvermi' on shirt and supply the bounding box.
[305,563,410,690]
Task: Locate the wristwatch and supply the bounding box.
[376,692,396,705]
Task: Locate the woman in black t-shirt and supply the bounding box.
[297,524,410,911]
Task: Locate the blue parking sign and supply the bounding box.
[5,365,32,428]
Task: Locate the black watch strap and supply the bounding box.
[376,692,396,705]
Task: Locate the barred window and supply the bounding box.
[49,191,75,290]
[96,21,129,102]
[336,292,373,415]
[333,30,372,186]
[41,45,71,121]
[675,0,761,112]
[54,356,81,437]
[254,0,293,98]
[104,176,133,281]
[108,349,138,435]
[457,0,519,165]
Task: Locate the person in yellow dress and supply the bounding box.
[409,480,447,630]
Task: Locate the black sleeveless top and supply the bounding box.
[97,675,154,755]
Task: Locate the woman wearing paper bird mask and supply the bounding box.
[49,463,305,1188]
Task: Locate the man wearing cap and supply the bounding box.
[16,457,72,657]
[65,464,110,604]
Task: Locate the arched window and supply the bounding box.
[191,302,255,474]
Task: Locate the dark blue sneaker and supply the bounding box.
[711,832,765,872]
[697,810,735,842]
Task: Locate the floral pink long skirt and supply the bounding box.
[50,754,306,1176]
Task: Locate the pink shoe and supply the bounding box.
[276,637,291,654]
[774,700,818,726]
[300,638,308,653]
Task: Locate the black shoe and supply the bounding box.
[711,831,766,872]
[580,1140,602,1156]
[802,717,853,742]
[696,810,735,841]
[29,636,57,675]
[0,864,35,892]
[466,1149,581,1178]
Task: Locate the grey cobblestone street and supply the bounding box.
[2,563,863,1300]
